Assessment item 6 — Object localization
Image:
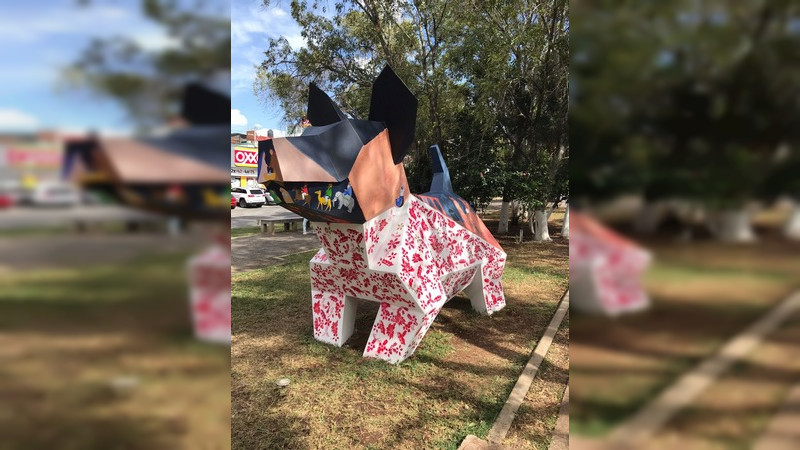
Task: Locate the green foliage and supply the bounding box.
[65,0,230,129]
[571,1,800,207]
[254,0,568,210]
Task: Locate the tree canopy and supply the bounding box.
[571,1,800,209]
[254,0,568,214]
[66,0,231,129]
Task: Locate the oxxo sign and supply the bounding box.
[233,147,258,168]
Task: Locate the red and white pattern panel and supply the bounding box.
[569,211,651,316]
[188,244,232,344]
[309,195,506,363]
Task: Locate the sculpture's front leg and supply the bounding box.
[310,289,357,346]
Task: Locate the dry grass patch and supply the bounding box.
[231,239,569,449]
[570,238,800,437]
[503,314,570,449]
[0,251,231,449]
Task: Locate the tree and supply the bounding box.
[454,0,569,240]
[256,0,568,242]
[65,0,231,129]
[571,1,800,242]
[254,0,464,178]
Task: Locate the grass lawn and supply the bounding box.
[231,225,297,239]
[569,236,800,443]
[653,309,800,449]
[0,249,231,449]
[231,234,569,449]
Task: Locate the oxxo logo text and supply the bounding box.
[233,148,258,167]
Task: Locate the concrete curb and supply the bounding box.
[548,386,569,450]
[608,290,800,447]
[753,382,800,450]
[485,290,571,443]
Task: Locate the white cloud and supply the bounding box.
[0,108,39,131]
[231,109,248,127]
[285,34,307,50]
[253,123,262,128]
[131,31,182,52]
[231,62,257,94]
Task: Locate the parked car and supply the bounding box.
[0,193,14,208]
[22,183,81,207]
[231,195,236,209]
[231,187,268,208]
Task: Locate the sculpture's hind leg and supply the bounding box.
[363,302,438,364]
[311,289,357,346]
[463,258,506,315]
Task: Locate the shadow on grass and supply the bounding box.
[0,379,184,450]
[231,245,569,448]
[0,250,231,449]
[570,291,799,437]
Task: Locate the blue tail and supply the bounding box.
[428,145,453,193]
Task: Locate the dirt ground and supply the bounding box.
[0,238,231,449]
[230,214,569,449]
[569,230,800,447]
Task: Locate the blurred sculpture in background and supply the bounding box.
[61,80,232,344]
[569,210,651,316]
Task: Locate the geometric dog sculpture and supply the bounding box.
[257,66,506,363]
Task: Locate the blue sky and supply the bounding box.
[231,0,304,136]
[0,0,219,135]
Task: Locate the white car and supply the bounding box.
[231,187,268,208]
[24,183,81,207]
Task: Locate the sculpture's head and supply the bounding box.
[257,65,417,223]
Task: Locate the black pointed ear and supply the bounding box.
[181,82,230,125]
[307,82,348,126]
[369,65,418,164]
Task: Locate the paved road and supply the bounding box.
[0,233,204,273]
[230,204,303,229]
[0,205,163,230]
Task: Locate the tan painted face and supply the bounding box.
[348,129,410,221]
[259,138,337,184]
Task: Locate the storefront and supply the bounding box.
[230,145,259,188]
[0,140,63,192]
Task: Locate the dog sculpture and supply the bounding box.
[258,66,506,363]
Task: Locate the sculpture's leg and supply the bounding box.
[463,257,506,315]
[310,289,357,346]
[363,302,435,364]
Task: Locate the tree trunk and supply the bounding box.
[511,201,519,226]
[497,186,512,235]
[634,201,662,235]
[561,203,569,239]
[498,201,511,235]
[531,208,552,242]
[783,203,800,240]
[710,208,756,243]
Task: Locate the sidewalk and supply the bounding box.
[231,230,319,272]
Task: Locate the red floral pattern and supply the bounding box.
[188,245,231,344]
[309,195,506,363]
[570,223,650,315]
